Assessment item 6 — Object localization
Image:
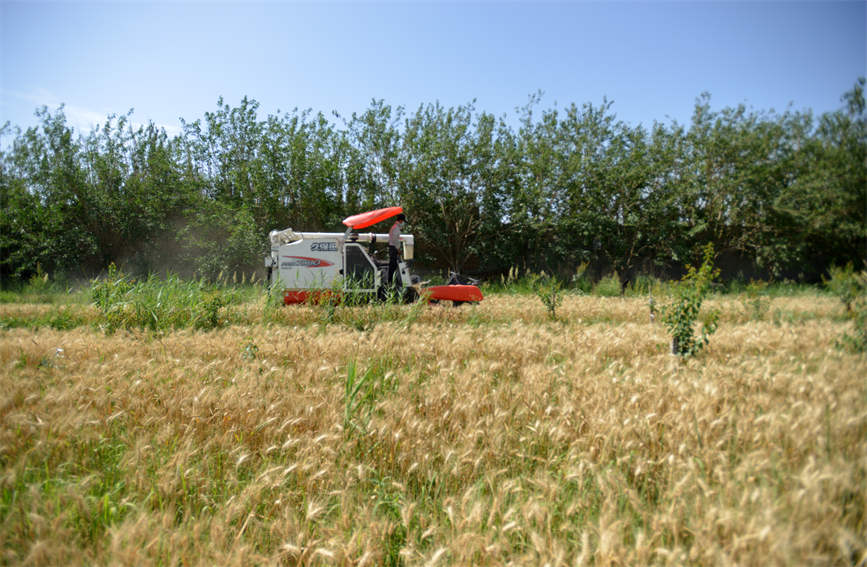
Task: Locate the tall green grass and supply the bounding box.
[0,306,92,331]
[90,264,249,332]
[0,269,90,305]
[484,266,827,300]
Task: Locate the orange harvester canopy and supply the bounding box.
[342,206,403,230]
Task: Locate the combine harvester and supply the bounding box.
[265,206,483,306]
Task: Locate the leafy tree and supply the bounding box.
[509,93,559,272]
[399,101,487,273]
[345,100,404,211]
[2,107,99,278]
[775,78,866,278]
[1,81,864,286]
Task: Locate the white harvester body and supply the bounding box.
[265,206,483,305]
[266,228,417,301]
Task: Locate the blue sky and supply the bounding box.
[1,1,865,138]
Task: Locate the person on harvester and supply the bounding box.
[388,213,406,289]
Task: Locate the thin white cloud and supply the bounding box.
[2,88,181,138]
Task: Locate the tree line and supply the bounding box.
[1,79,864,287]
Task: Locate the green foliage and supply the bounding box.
[0,306,89,331]
[0,266,87,305]
[826,264,867,352]
[184,205,264,281]
[532,273,564,320]
[569,263,592,294]
[825,263,864,313]
[0,429,131,551]
[302,273,427,332]
[488,267,534,294]
[90,264,238,332]
[260,281,287,323]
[197,292,227,330]
[400,288,428,330]
[343,358,398,437]
[742,280,771,321]
[241,339,259,361]
[90,264,133,312]
[593,273,623,297]
[839,299,867,353]
[662,244,720,357]
[25,264,53,293]
[1,80,865,285]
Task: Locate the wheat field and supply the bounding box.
[1,294,865,566]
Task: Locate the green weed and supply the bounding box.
[90,264,240,332]
[826,263,865,314]
[532,273,564,320]
[826,264,867,352]
[0,306,91,330]
[593,273,622,297]
[742,280,771,321]
[344,358,398,437]
[662,244,720,357]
